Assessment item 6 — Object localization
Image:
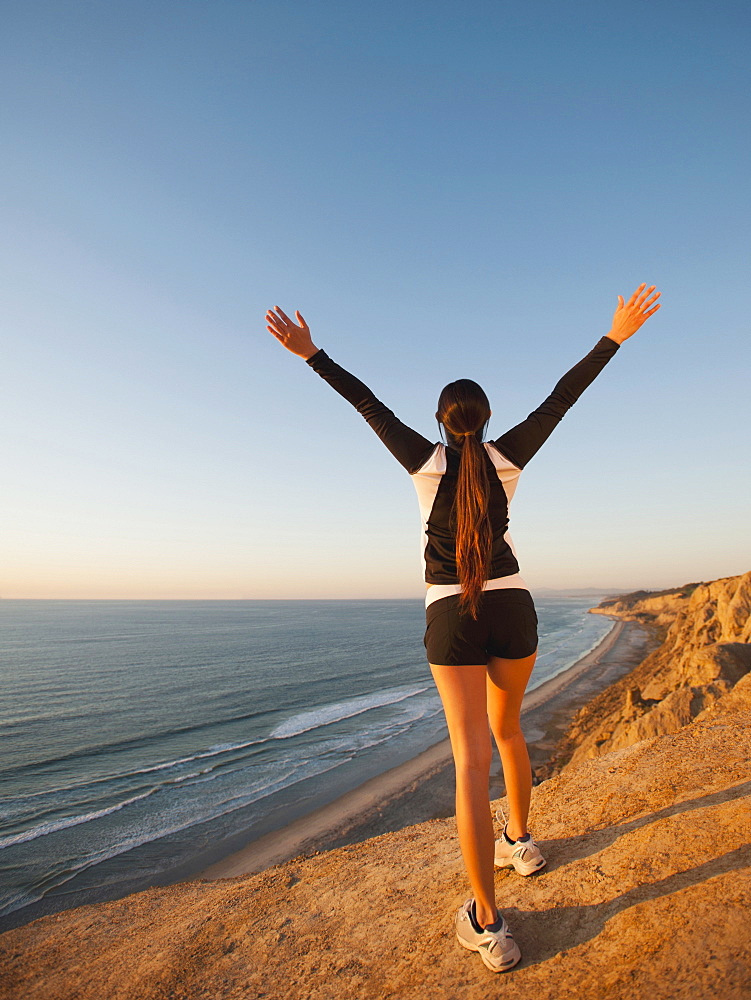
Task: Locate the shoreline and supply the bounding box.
[199,616,648,882]
[521,618,624,714]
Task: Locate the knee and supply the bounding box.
[495,724,524,745]
[452,738,492,776]
[489,707,525,744]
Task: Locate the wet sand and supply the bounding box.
[200,616,654,881]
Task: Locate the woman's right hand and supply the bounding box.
[266,306,319,360]
[606,283,661,344]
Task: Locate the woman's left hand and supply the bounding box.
[266,306,319,359]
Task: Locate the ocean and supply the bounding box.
[0,597,613,930]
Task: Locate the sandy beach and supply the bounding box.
[200,615,654,882]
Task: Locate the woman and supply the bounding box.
[265,284,660,973]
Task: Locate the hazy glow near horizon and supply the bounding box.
[2,1,749,599]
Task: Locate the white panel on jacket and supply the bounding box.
[484,442,522,501]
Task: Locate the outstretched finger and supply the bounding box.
[274,306,294,326]
[642,304,661,319]
[627,283,647,307]
[295,310,308,329]
[635,284,654,307]
[642,290,661,310]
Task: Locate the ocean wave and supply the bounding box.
[270,685,429,739]
[0,737,271,806]
[0,788,160,850]
[0,707,274,780]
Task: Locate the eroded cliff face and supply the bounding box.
[591,583,699,628]
[564,572,751,767]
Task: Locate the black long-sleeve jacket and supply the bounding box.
[306,337,619,606]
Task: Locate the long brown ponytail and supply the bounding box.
[436,380,492,620]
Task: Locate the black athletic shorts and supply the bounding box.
[424,588,538,666]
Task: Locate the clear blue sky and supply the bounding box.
[2,0,749,598]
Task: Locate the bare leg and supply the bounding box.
[430,662,497,928]
[486,651,537,842]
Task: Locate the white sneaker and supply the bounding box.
[455,899,522,973]
[494,827,546,876]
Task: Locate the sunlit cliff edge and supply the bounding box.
[574,571,751,764]
[1,574,749,1000]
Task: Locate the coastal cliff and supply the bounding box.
[1,574,749,999]
[563,572,751,767]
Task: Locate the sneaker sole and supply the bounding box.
[456,933,522,973]
[494,855,547,877]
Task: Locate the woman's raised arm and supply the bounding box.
[492,283,661,469]
[265,305,435,474]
